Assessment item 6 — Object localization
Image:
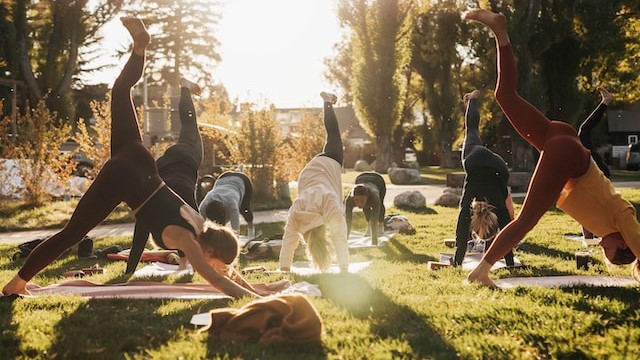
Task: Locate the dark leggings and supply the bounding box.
[578,103,610,178]
[19,53,162,281]
[482,44,591,265]
[455,98,514,266]
[318,102,343,165]
[156,87,203,209]
[127,86,202,274]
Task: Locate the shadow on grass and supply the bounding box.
[0,296,20,359]
[516,242,576,262]
[381,238,434,264]
[306,273,456,358]
[392,206,438,215]
[559,286,640,317]
[45,297,231,358]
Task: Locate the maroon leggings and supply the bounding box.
[18,53,162,281]
[482,45,591,265]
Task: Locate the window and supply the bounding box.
[628,135,638,144]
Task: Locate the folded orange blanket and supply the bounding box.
[201,294,322,344]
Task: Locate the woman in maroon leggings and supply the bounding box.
[2,17,259,298]
[463,9,640,286]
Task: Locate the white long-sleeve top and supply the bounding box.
[279,156,348,270]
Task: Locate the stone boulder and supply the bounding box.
[354,159,372,172]
[443,187,463,196]
[434,192,461,208]
[393,190,426,209]
[388,167,421,185]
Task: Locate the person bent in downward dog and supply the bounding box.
[2,17,260,298]
[345,172,386,245]
[126,77,204,274]
[198,171,254,235]
[463,9,640,287]
[279,92,349,272]
[454,90,515,267]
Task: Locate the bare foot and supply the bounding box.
[597,86,614,105]
[463,9,510,46]
[180,78,202,96]
[466,260,498,288]
[120,17,150,55]
[320,91,337,104]
[464,89,481,102]
[2,276,29,296]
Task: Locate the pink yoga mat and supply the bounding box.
[25,280,232,299]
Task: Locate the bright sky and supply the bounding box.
[86,0,345,109]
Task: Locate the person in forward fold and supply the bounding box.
[344,172,386,246]
[576,86,614,239]
[2,17,263,298]
[125,77,204,274]
[463,9,640,286]
[453,89,515,268]
[279,92,349,273]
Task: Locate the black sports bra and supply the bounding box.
[135,185,197,249]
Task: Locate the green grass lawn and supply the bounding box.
[1,189,640,359]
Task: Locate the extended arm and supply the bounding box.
[125,223,151,274]
[369,194,381,246]
[344,196,355,236]
[505,190,515,220]
[328,199,349,271]
[164,227,259,298]
[279,213,300,271]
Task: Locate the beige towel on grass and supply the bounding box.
[201,294,322,344]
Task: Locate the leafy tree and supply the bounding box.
[324,37,355,105]
[73,95,112,180]
[9,0,122,122]
[411,0,464,168]
[0,98,75,205]
[125,0,221,87]
[222,104,287,203]
[281,110,326,181]
[337,0,415,173]
[198,84,233,127]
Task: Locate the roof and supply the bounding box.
[607,103,640,132]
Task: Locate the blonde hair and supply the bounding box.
[304,225,333,270]
[470,199,499,241]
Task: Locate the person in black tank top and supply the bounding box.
[454,90,515,267]
[125,78,204,274]
[2,17,261,299]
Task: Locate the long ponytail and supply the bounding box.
[305,225,333,270]
[470,199,499,241]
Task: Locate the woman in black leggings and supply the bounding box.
[125,78,204,274]
[454,90,515,267]
[2,17,258,298]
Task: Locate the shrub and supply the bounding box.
[0,99,75,205]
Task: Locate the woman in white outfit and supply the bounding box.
[279,92,349,272]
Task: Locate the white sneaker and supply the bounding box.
[320,91,337,104]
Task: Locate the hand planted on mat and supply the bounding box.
[254,279,292,296]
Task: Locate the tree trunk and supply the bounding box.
[375,135,392,173]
